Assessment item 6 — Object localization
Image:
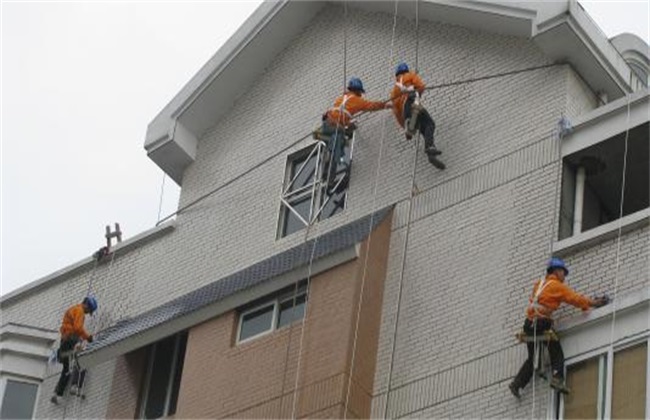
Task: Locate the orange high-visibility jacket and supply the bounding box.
[59,303,91,341]
[326,92,385,126]
[390,72,426,128]
[526,274,593,320]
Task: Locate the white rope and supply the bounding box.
[157,172,167,224]
[531,114,565,419]
[288,5,353,414]
[606,93,632,378]
[343,1,401,417]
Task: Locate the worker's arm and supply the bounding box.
[71,306,91,341]
[558,282,593,311]
[361,97,388,112]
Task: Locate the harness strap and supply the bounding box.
[528,277,553,318]
[328,94,353,119]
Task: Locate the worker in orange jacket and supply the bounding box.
[322,77,388,192]
[51,296,97,404]
[389,62,442,167]
[509,258,608,398]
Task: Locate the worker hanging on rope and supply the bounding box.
[320,77,389,193]
[509,258,609,398]
[51,296,97,405]
[389,63,445,170]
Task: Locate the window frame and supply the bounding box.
[0,376,40,420]
[558,336,650,419]
[277,143,350,238]
[236,282,308,345]
[139,332,187,419]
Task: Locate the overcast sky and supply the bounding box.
[1,1,648,297]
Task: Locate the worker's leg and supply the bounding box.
[418,109,441,156]
[547,339,565,379]
[54,352,71,397]
[511,319,536,391]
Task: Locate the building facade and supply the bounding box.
[1,1,648,418]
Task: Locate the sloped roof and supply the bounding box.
[80,207,391,366]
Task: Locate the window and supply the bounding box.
[237,281,308,344]
[140,332,188,419]
[0,379,38,419]
[559,123,649,239]
[561,341,648,419]
[278,142,351,238]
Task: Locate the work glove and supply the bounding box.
[384,101,393,109]
[87,335,94,344]
[591,295,610,308]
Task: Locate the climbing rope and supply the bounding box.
[283,5,353,416]
[343,0,401,417]
[606,93,632,402]
[530,110,566,419]
[381,1,430,416]
[157,172,167,224]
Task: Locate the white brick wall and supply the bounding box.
[3,4,644,418]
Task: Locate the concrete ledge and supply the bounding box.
[553,208,650,256]
[0,221,176,306]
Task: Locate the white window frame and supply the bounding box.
[139,333,186,419]
[277,141,352,239]
[0,375,40,420]
[236,284,308,345]
[236,301,278,345]
[557,335,650,419]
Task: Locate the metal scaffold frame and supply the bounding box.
[280,131,356,228]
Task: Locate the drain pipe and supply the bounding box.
[573,166,586,235]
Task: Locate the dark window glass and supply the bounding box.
[288,152,316,192]
[239,304,274,341]
[167,332,188,416]
[282,197,311,237]
[277,293,307,329]
[1,380,38,419]
[144,336,176,419]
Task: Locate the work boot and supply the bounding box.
[508,382,521,399]
[425,146,442,157]
[50,395,59,405]
[70,385,78,396]
[550,376,570,394]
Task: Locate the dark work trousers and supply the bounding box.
[54,336,79,396]
[403,92,436,151]
[512,318,565,390]
[321,121,347,187]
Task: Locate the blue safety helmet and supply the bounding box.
[395,62,410,76]
[547,257,569,275]
[347,77,365,93]
[83,296,98,314]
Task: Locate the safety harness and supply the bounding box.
[528,277,553,319]
[328,94,353,124]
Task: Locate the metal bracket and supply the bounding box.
[280,131,356,228]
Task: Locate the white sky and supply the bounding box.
[1,1,648,297]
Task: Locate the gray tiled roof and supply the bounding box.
[83,207,391,356]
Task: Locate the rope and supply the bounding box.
[286,5,352,414]
[531,109,565,419]
[343,0,400,417]
[415,0,420,73]
[343,1,348,93]
[606,93,632,393]
[155,63,563,227]
[382,4,428,416]
[157,173,167,224]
